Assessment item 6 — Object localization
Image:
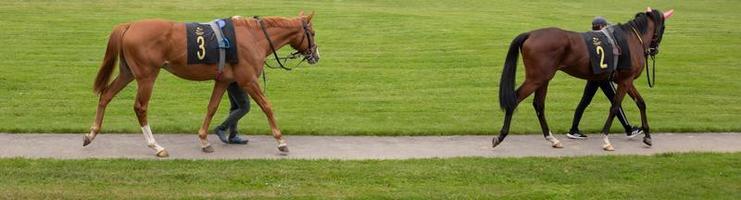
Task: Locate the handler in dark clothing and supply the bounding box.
[567,16,643,139]
[214,82,249,144]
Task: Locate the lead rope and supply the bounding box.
[646,55,656,88]
[262,70,267,93]
[631,26,656,88]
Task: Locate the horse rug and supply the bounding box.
[581,26,632,74]
[186,18,239,65]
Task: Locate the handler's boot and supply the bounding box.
[214,126,230,144]
[567,130,587,140]
[626,126,644,138]
[227,125,248,144]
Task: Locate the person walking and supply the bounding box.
[566,16,643,139]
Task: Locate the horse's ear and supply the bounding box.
[646,7,652,12]
[663,9,674,20]
[307,11,315,22]
[299,10,305,17]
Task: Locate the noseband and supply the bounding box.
[297,20,317,61]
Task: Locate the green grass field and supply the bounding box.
[1,2,738,199]
[1,0,740,135]
[0,152,738,199]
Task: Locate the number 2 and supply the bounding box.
[596,46,607,69]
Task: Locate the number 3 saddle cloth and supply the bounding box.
[581,26,632,75]
[186,18,239,65]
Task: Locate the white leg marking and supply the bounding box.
[545,132,563,148]
[602,135,615,151]
[199,136,211,148]
[141,125,165,152]
[277,139,287,147]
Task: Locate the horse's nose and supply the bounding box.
[308,57,319,64]
[308,48,320,64]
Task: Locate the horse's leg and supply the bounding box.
[600,80,628,151]
[197,81,229,153]
[84,66,134,146]
[493,79,543,148]
[241,80,288,152]
[533,83,562,148]
[625,83,652,146]
[133,77,168,157]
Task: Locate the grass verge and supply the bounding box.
[0,152,738,199]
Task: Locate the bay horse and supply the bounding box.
[83,12,319,157]
[493,8,673,151]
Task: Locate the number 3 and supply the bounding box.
[596,46,607,69]
[196,36,206,60]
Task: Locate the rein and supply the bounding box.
[255,16,293,71]
[254,16,315,71]
[630,26,657,88]
[253,16,315,92]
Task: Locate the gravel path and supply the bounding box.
[1,133,738,160]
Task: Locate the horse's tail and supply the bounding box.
[93,23,130,95]
[499,32,529,111]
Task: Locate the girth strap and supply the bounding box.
[206,19,228,80]
[600,26,620,70]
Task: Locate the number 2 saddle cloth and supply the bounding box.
[186,18,239,65]
[580,26,632,75]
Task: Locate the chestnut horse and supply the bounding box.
[494,8,673,151]
[83,12,319,157]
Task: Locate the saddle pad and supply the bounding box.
[582,31,618,74]
[611,27,632,70]
[186,19,239,65]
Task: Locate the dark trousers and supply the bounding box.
[570,80,632,133]
[217,82,250,136]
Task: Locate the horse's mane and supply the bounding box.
[616,10,663,34]
[231,16,302,29]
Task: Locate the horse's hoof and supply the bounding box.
[552,142,563,148]
[83,135,92,146]
[156,149,169,157]
[202,145,215,153]
[492,137,501,148]
[278,144,289,153]
[603,144,615,151]
[643,137,653,147]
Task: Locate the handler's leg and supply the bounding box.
[568,80,600,139]
[227,82,250,144]
[214,82,249,144]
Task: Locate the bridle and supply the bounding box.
[629,10,666,88]
[254,16,317,71]
[253,16,317,92]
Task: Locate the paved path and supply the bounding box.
[1,133,739,160]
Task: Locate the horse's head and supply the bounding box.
[644,7,674,56]
[290,11,320,64]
